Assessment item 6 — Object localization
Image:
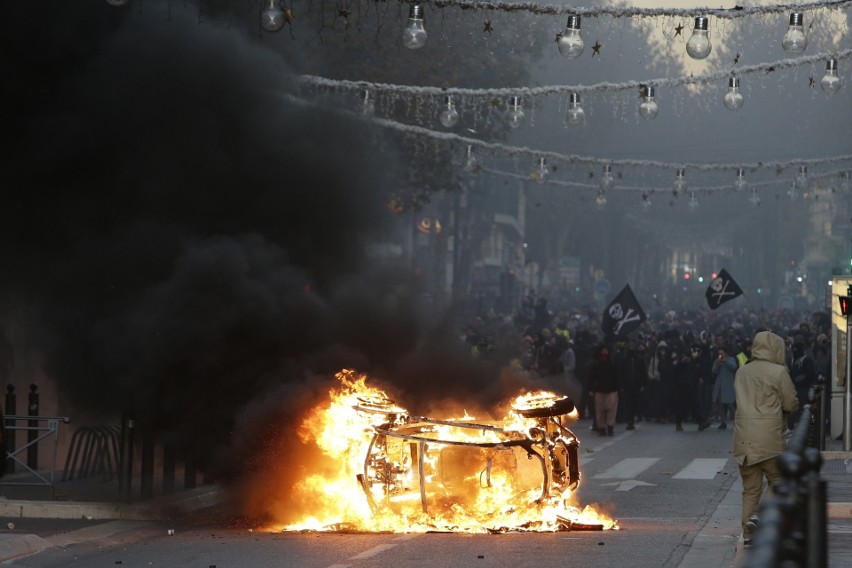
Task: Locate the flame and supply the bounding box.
[279,370,617,533]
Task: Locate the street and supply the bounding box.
[3,419,746,568]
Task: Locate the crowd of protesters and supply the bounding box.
[459,293,831,436]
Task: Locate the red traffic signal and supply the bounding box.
[840,295,851,317]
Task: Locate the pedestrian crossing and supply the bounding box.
[585,457,731,481]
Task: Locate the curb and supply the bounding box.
[0,534,52,563]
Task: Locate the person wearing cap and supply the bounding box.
[733,330,799,547]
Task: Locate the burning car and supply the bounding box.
[287,370,616,533]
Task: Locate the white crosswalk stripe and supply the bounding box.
[672,458,729,480]
[592,458,660,479]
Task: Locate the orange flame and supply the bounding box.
[279,370,617,533]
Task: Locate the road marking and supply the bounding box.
[393,534,421,541]
[45,521,151,547]
[350,543,398,559]
[673,458,729,479]
[601,479,656,491]
[593,458,660,479]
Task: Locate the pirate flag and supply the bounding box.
[705,269,744,310]
[602,284,647,338]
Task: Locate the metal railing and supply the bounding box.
[742,378,828,568]
[1,415,71,487]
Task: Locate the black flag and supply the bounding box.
[602,285,647,338]
[705,269,744,310]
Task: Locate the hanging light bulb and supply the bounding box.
[723,76,744,111]
[260,0,286,32]
[439,96,459,128]
[557,15,585,59]
[531,158,548,183]
[749,188,761,207]
[842,172,852,193]
[673,168,687,194]
[688,191,699,211]
[565,93,585,126]
[463,145,480,173]
[106,0,130,6]
[638,85,658,120]
[821,59,842,95]
[641,192,652,211]
[787,180,799,200]
[782,13,807,54]
[600,165,615,191]
[686,17,712,60]
[795,165,808,190]
[402,4,428,50]
[507,96,525,129]
[361,90,375,117]
[733,168,748,192]
[595,190,608,209]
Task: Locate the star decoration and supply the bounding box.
[674,23,684,36]
[672,188,679,198]
[776,166,785,175]
[592,41,602,56]
[809,76,816,88]
[483,20,493,33]
[337,9,350,20]
[766,66,775,73]
[588,171,595,179]
[490,98,500,109]
[734,52,741,64]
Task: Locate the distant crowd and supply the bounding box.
[459,294,831,435]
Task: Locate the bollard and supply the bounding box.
[163,443,175,494]
[141,429,154,499]
[118,412,134,503]
[27,384,38,470]
[4,385,15,474]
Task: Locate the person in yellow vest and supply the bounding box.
[735,339,751,367]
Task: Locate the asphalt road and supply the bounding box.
[1,419,754,568]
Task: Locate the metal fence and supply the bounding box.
[1,415,71,487]
[742,379,828,568]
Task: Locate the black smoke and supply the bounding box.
[1,2,530,520]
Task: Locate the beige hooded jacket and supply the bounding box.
[732,331,799,466]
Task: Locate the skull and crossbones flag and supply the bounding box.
[602,284,647,338]
[705,269,744,310]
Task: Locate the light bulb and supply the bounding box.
[557,15,584,59]
[402,4,427,50]
[565,93,585,125]
[795,165,808,190]
[638,85,658,120]
[531,158,548,183]
[688,192,699,211]
[260,0,285,33]
[749,188,761,207]
[673,168,687,194]
[821,59,842,95]
[733,168,748,192]
[507,96,525,129]
[686,17,712,60]
[782,13,807,54]
[723,77,744,111]
[463,145,480,173]
[106,0,130,6]
[439,96,459,128]
[787,180,798,200]
[600,165,615,191]
[361,90,375,117]
[595,190,607,209]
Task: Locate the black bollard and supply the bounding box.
[27,384,38,470]
[5,385,15,474]
[118,412,134,502]
[140,429,154,500]
[163,443,175,494]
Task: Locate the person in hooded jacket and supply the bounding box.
[733,330,799,546]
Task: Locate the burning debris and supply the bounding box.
[282,370,617,534]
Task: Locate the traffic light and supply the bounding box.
[840,295,851,317]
